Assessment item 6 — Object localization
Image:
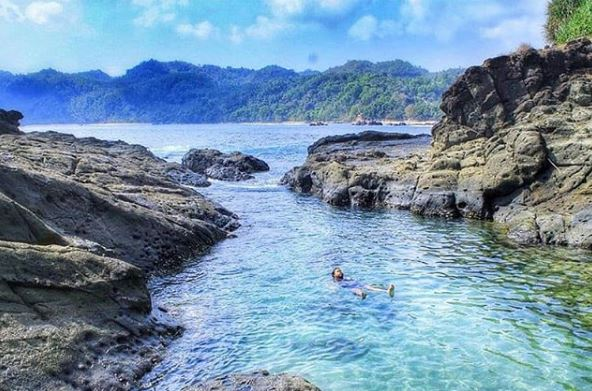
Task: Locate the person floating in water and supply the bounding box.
[331,267,395,299]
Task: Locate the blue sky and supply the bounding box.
[0,0,548,74]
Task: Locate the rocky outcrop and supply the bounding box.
[281,132,431,208]
[182,148,270,181]
[0,109,23,135]
[0,128,238,390]
[192,370,320,391]
[284,39,592,248]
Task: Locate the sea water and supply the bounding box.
[23,123,592,391]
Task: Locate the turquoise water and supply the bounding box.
[24,123,592,390]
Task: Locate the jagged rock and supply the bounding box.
[281,132,431,208]
[182,148,270,181]
[191,370,320,391]
[284,39,592,248]
[0,109,23,135]
[0,241,173,391]
[0,131,238,270]
[0,129,238,390]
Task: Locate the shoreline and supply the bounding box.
[21,120,436,128]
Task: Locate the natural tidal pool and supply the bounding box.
[24,123,592,390]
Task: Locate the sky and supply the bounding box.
[0,0,549,75]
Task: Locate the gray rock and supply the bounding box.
[0,131,238,270]
[0,127,238,390]
[182,148,269,181]
[283,39,592,249]
[166,163,211,187]
[0,109,23,135]
[191,370,320,391]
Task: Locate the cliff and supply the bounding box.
[283,39,592,248]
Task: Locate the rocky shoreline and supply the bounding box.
[0,127,239,390]
[0,116,320,389]
[283,39,592,249]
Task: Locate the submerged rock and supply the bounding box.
[182,148,270,181]
[0,125,238,390]
[192,370,320,391]
[284,39,592,248]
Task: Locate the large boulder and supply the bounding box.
[182,148,270,181]
[191,370,320,391]
[284,39,592,248]
[0,129,238,390]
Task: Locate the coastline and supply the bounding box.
[0,128,239,390]
[21,119,436,128]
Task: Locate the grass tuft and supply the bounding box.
[546,0,592,44]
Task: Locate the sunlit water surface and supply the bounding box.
[24,123,592,390]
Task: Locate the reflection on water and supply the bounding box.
[24,123,592,391]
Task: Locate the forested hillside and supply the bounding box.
[0,59,462,124]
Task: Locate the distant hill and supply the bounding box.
[0,59,463,124]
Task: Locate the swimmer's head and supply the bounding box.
[332,267,344,281]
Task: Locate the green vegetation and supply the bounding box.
[0,60,462,124]
[546,0,592,44]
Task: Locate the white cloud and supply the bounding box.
[132,0,188,27]
[266,0,305,17]
[226,15,291,43]
[396,0,545,45]
[229,25,243,44]
[348,15,377,41]
[25,1,63,25]
[0,0,22,21]
[480,16,545,47]
[245,16,290,39]
[266,0,361,21]
[176,20,216,40]
[348,15,399,41]
[0,0,66,25]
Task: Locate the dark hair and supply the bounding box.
[332,267,343,279]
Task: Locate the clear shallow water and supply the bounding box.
[24,123,592,390]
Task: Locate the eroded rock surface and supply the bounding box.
[192,370,321,391]
[284,39,592,248]
[182,148,270,181]
[281,131,431,208]
[0,129,238,390]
